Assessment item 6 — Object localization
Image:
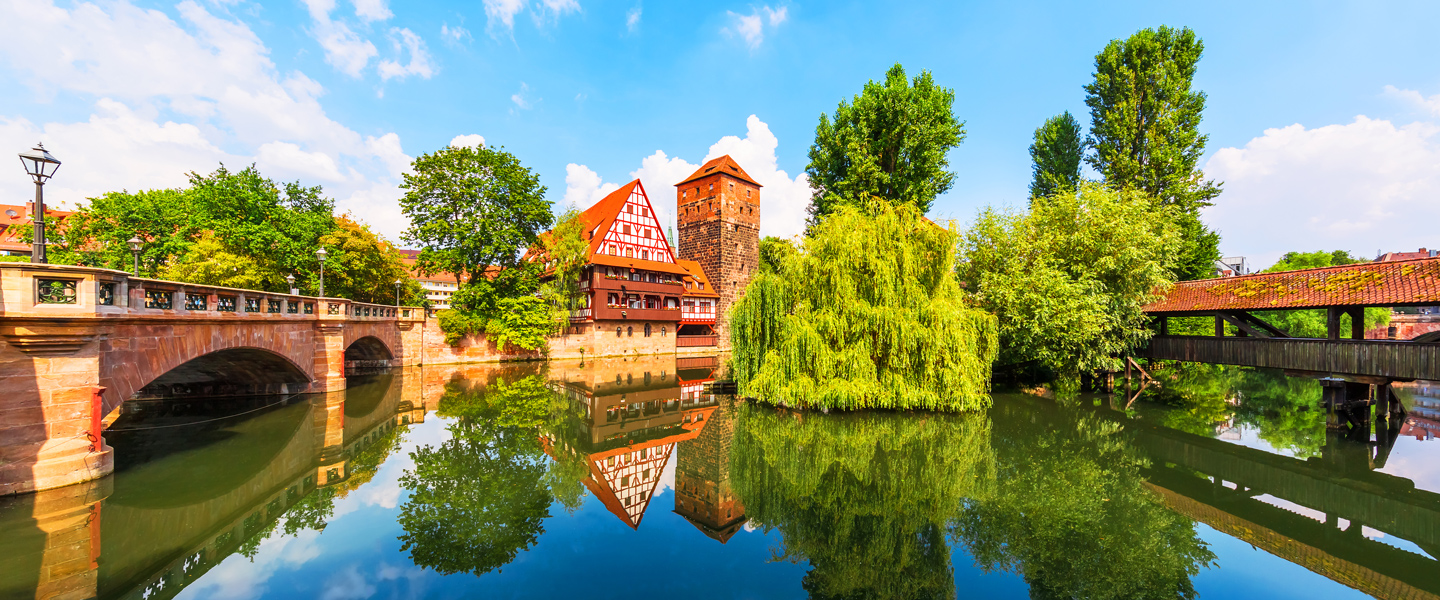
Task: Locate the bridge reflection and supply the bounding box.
[1112,381,1440,599]
[0,369,419,600]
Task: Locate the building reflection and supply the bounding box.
[543,356,721,529]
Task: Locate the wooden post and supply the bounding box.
[1158,315,1168,336]
[1349,307,1366,340]
[1215,315,1225,337]
[1326,308,1342,341]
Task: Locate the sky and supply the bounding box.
[2,0,1439,269]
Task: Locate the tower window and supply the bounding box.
[746,189,751,198]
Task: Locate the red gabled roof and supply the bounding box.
[1144,257,1440,314]
[579,181,639,259]
[676,155,761,188]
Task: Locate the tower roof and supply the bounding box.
[676,155,762,187]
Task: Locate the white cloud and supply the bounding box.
[449,134,486,148]
[626,4,641,33]
[1384,85,1440,117]
[562,163,619,208]
[511,82,534,109]
[377,27,434,82]
[484,0,527,33]
[440,21,472,46]
[483,0,579,35]
[724,5,785,49]
[302,0,378,78]
[1204,114,1440,268]
[352,0,391,22]
[564,115,810,240]
[0,0,415,241]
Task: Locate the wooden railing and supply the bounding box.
[1138,335,1440,380]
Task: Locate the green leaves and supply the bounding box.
[960,183,1178,376]
[400,144,552,285]
[1029,111,1087,201]
[805,63,965,225]
[730,200,998,411]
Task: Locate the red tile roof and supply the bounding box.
[1144,257,1440,314]
[675,155,761,187]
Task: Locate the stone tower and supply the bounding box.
[675,156,761,347]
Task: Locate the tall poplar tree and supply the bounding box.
[1085,26,1221,280]
[804,63,965,225]
[1028,111,1086,200]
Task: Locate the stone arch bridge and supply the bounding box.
[0,263,425,496]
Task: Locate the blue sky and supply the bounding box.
[3,0,1439,267]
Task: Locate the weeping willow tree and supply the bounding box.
[731,403,994,599]
[731,200,998,411]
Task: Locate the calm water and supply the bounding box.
[2,356,1438,600]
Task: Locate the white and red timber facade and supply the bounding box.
[540,155,761,353]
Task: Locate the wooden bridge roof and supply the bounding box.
[1144,257,1440,314]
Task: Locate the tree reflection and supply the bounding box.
[398,374,577,576]
[1143,363,1326,458]
[955,395,1215,600]
[730,404,994,599]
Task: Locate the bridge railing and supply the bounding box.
[0,262,424,324]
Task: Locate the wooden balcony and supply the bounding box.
[591,305,683,322]
[677,335,718,347]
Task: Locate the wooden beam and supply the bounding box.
[1157,315,1168,336]
[1229,311,1291,338]
[1215,315,1226,337]
[1349,307,1366,340]
[1327,307,1342,341]
[1217,313,1268,339]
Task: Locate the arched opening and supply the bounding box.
[345,336,395,374]
[135,348,312,400]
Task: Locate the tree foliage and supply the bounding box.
[758,236,798,275]
[400,144,552,285]
[45,164,416,300]
[960,183,1178,376]
[1028,111,1086,200]
[731,200,998,411]
[1085,26,1221,281]
[805,63,965,224]
[730,403,993,599]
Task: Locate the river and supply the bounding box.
[1,355,1436,599]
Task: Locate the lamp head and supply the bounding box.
[128,236,143,253]
[286,274,296,286]
[315,247,328,262]
[18,143,61,184]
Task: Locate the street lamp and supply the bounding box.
[17,143,61,264]
[127,236,142,275]
[286,274,297,295]
[394,279,402,306]
[315,247,328,297]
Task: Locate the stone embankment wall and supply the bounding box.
[417,318,719,364]
[1366,314,1440,340]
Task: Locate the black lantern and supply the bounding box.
[17,143,60,263]
[128,236,142,275]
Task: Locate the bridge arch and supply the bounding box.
[132,347,313,402]
[343,335,395,375]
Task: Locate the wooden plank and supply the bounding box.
[1138,336,1440,380]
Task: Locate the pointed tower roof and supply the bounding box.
[676,155,762,187]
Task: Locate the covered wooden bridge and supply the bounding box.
[1139,257,1440,383]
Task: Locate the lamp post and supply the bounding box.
[286,274,297,295]
[315,247,328,297]
[394,279,402,306]
[17,143,61,264]
[127,236,142,275]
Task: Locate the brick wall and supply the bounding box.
[676,172,760,348]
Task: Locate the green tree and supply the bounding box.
[758,236,798,274]
[46,188,198,276]
[805,63,965,224]
[731,200,998,411]
[960,183,1178,377]
[1028,111,1086,200]
[400,144,552,285]
[159,232,275,289]
[1085,26,1221,280]
[317,215,425,305]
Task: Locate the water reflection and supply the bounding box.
[2,358,1439,599]
[732,404,992,599]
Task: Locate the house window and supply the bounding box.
[644,323,652,337]
[609,245,617,255]
[627,326,633,337]
[661,326,667,336]
[616,326,622,337]
[626,248,633,258]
